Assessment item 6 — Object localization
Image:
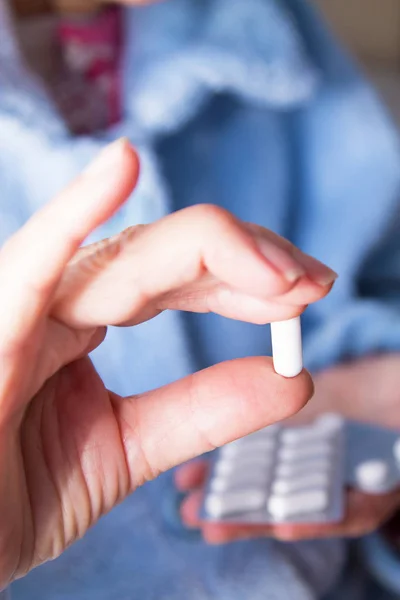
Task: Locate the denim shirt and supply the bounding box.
[1,0,400,598]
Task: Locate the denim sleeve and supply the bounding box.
[298,101,400,372]
[287,3,400,371]
[297,82,400,371]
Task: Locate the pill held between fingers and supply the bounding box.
[272,472,330,495]
[271,317,303,378]
[355,460,390,493]
[268,489,329,519]
[206,489,266,518]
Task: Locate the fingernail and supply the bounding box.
[256,238,306,283]
[295,250,338,286]
[84,138,129,178]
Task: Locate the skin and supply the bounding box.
[0,139,338,587]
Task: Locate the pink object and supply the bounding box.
[55,5,123,134]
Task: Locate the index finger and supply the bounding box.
[0,139,139,352]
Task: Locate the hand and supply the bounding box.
[176,358,400,544]
[0,139,335,587]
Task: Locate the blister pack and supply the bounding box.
[202,415,400,525]
[202,316,400,525]
[202,414,346,524]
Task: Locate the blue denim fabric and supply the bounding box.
[1,0,400,598]
[361,534,400,597]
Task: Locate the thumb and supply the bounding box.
[111,357,313,488]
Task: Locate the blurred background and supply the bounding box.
[314,0,400,128]
[9,0,400,129]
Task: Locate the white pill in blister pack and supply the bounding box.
[278,440,332,463]
[268,489,329,519]
[275,457,331,479]
[204,414,344,524]
[205,415,400,525]
[281,426,333,446]
[216,452,272,474]
[211,472,268,494]
[272,472,330,495]
[206,489,266,518]
[222,428,278,454]
[247,425,280,439]
[211,461,271,491]
[221,437,275,459]
[316,414,345,434]
[355,460,390,493]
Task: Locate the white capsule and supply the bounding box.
[222,430,274,454]
[278,440,332,463]
[276,457,331,479]
[215,454,271,478]
[355,460,390,493]
[214,459,235,477]
[206,489,265,518]
[221,437,275,459]
[271,317,303,378]
[219,444,244,460]
[210,469,270,493]
[247,426,280,439]
[281,426,329,446]
[268,489,329,519]
[316,413,345,434]
[210,476,230,493]
[272,472,330,495]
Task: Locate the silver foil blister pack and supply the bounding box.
[202,415,400,525]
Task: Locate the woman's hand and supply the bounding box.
[0,139,335,587]
[176,355,400,543]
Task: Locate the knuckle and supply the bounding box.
[186,204,234,235]
[70,225,146,276]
